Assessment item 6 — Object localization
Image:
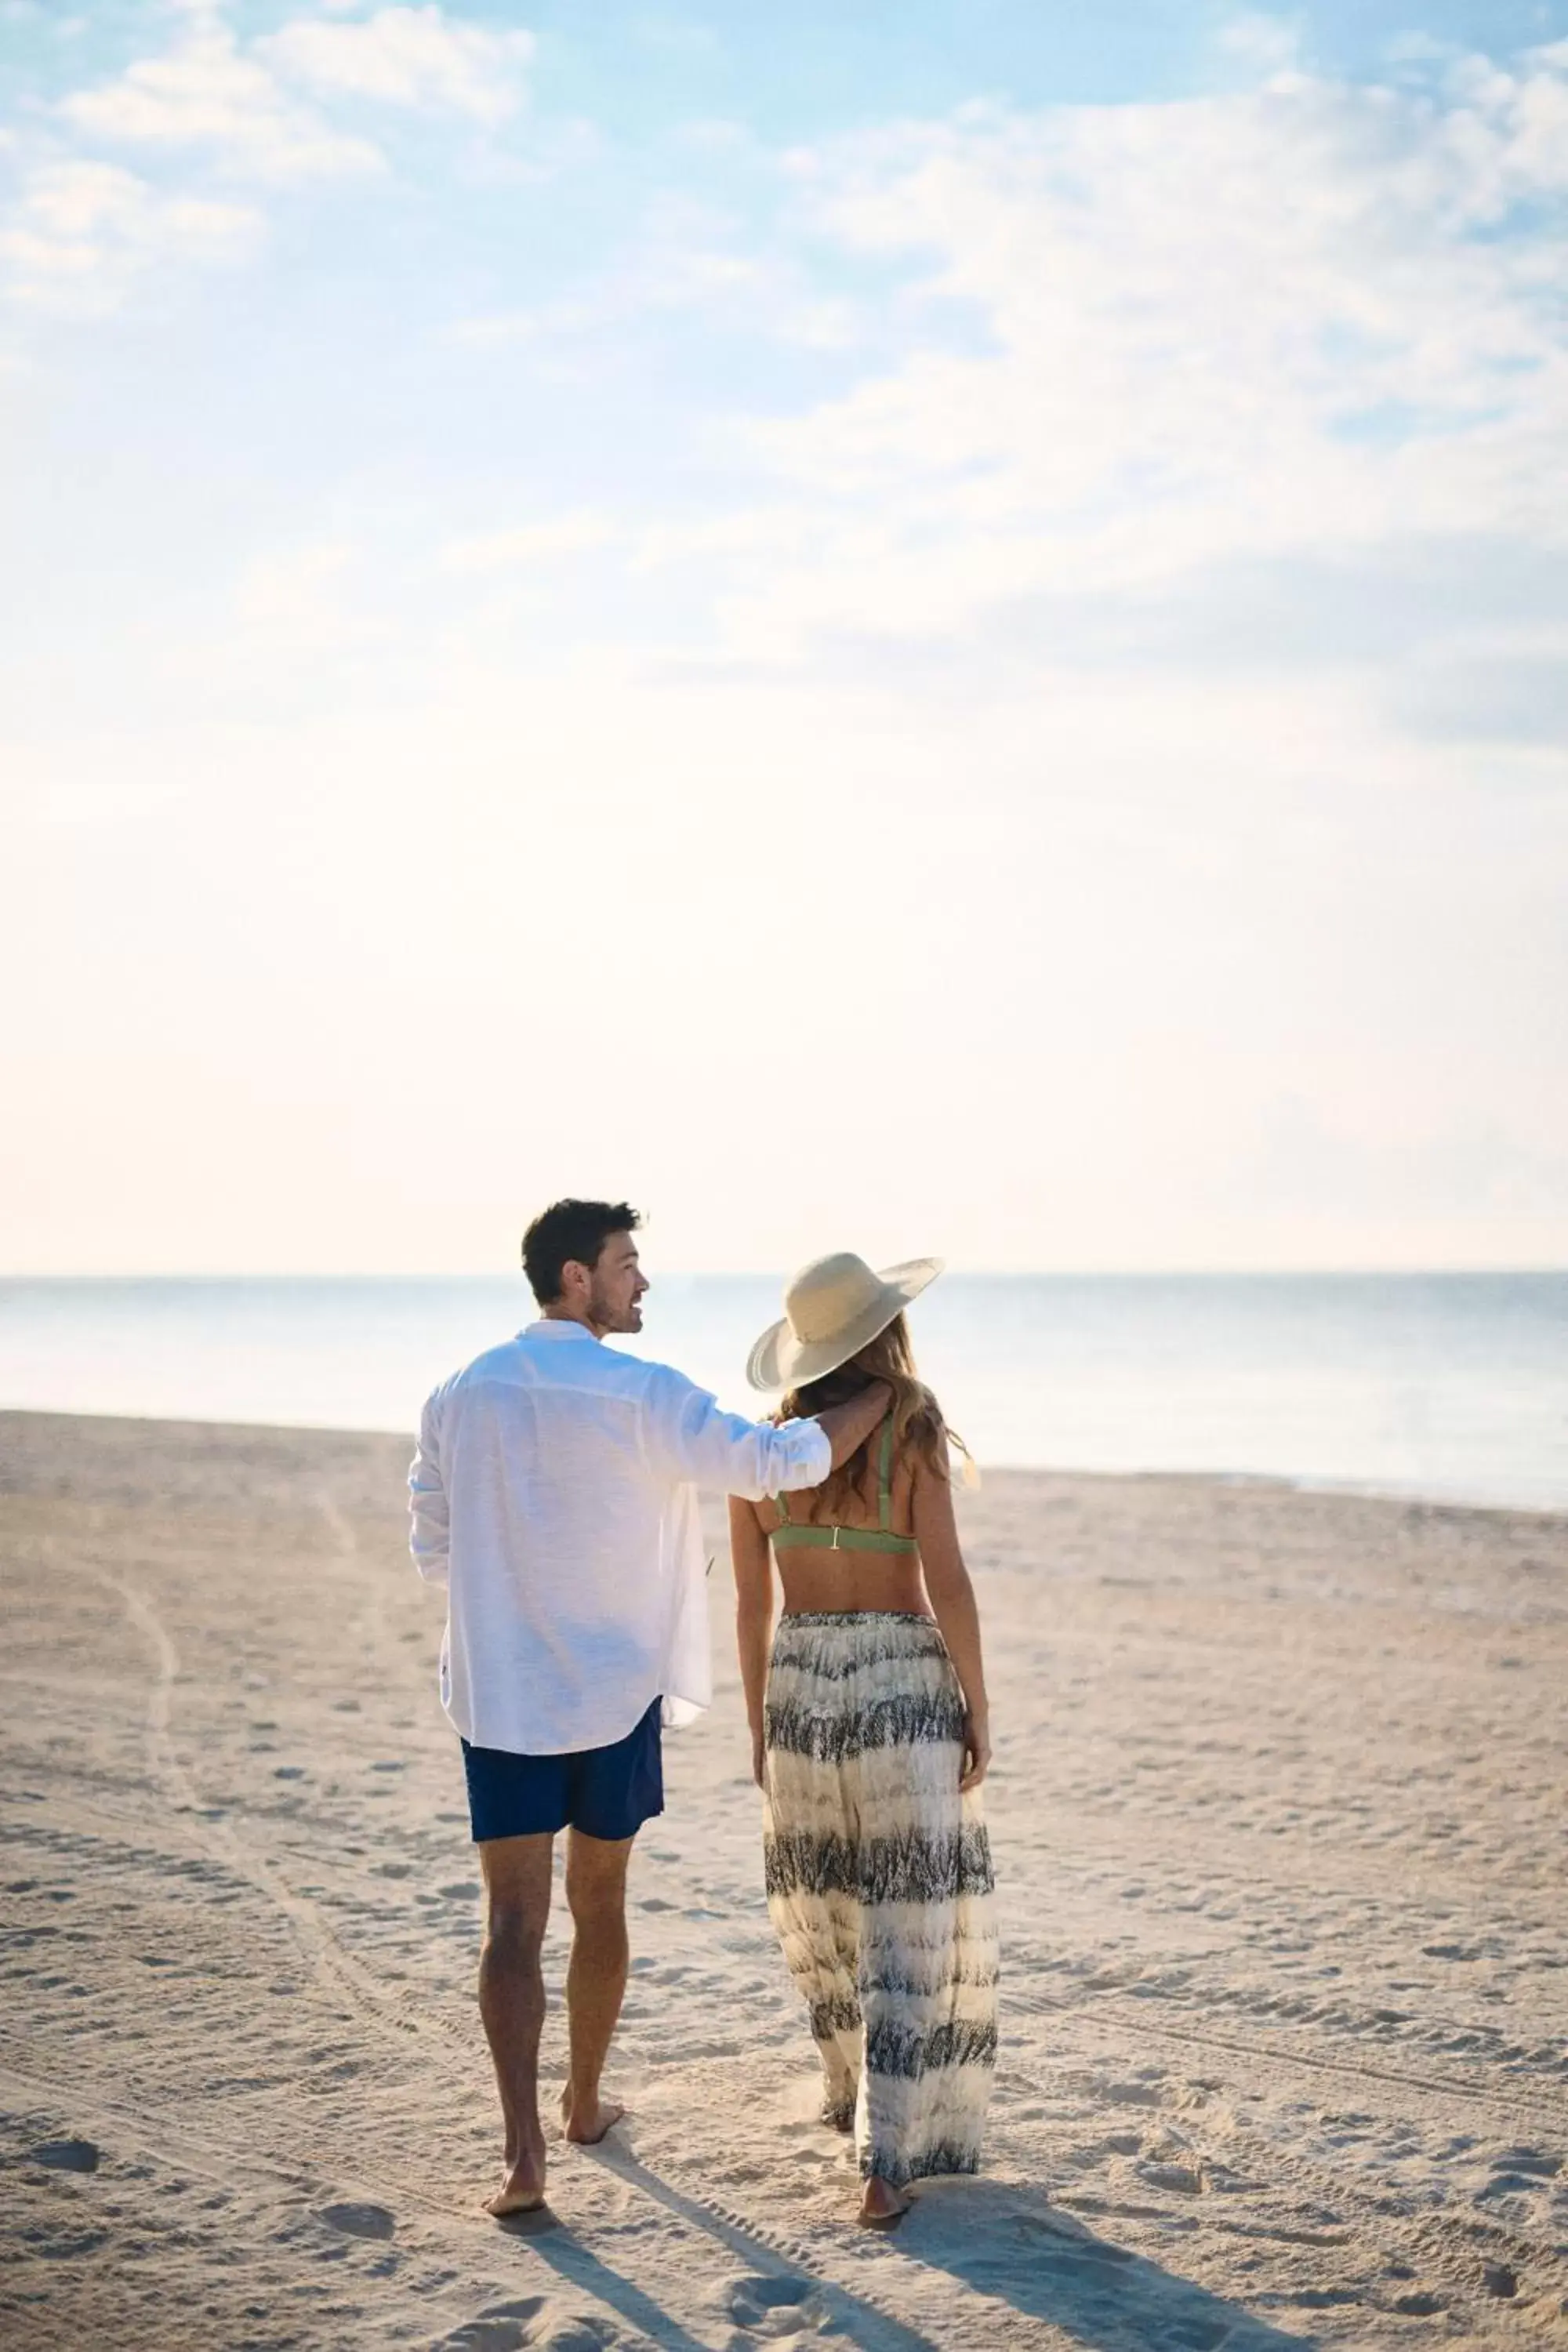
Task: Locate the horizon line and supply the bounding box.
[2,1266,1564,1284]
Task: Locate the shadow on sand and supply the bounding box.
[539,2140,937,2350]
[895,2174,1316,2350]
[484,2143,1316,2352]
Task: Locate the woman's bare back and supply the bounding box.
[750,1445,931,1618]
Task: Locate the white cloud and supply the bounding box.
[61,19,383,182]
[260,6,534,125]
[1385,32,1455,67]
[439,511,615,573]
[1217,12,1305,80]
[16,6,535,315]
[445,194,858,355]
[4,27,1564,1276]
[695,53,1568,674]
[34,4,533,290]
[237,538,359,633]
[139,539,387,707]
[0,156,260,312]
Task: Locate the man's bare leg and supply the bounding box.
[477,1831,554,2214]
[560,1828,633,2143]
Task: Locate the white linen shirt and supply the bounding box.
[408,1319,830,1757]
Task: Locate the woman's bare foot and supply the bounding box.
[858,2176,911,2229]
[484,2132,546,2216]
[560,2085,625,2145]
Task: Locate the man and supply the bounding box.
[408,1198,890,2216]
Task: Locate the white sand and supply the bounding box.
[2,1410,1565,2350]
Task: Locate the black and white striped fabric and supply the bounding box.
[762,1611,998,2189]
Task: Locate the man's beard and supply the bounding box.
[589,1280,641,1334]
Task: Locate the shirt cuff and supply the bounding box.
[781,1417,832,1486]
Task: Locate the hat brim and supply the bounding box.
[745,1258,944,1393]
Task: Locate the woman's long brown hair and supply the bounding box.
[779,1312,970,1519]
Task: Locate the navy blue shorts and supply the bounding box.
[460,1697,664,1845]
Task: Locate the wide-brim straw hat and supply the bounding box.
[746,1251,943,1394]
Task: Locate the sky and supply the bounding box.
[2,0,1566,1275]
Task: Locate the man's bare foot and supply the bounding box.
[858,2176,910,2229]
[484,2138,546,2216]
[560,2086,625,2146]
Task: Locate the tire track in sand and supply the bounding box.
[86,1553,473,2063]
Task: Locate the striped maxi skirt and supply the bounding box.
[761,1610,998,2189]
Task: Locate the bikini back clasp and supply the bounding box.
[772,1414,918,1555]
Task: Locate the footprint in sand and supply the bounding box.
[437,2296,547,2350]
[1494,2147,1561,2179]
[1137,2156,1208,2196]
[1012,2216,1134,2265]
[1101,2073,1167,2109]
[318,2201,396,2241]
[1480,2147,1563,2206]
[436,2299,616,2351]
[724,2274,826,2337]
[30,2139,100,2173]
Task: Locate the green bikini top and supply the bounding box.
[772,1415,919,1554]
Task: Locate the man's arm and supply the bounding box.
[408,1392,450,1584]
[645,1367,891,1498]
[815,1382,895,1472]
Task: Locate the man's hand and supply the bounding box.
[815,1379,894,1472]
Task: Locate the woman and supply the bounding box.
[730,1251,997,2228]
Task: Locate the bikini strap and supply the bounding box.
[776,1486,790,1526]
[877,1413,894,1532]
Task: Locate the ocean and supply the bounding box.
[1,1272,1563,1511]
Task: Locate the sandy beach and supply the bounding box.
[2,1409,1565,2351]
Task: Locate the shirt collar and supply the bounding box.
[522,1318,602,1343]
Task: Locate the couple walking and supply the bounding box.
[408,1199,997,2228]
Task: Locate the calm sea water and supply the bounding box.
[2,1270,1568,1505]
[0,1274,1563,1510]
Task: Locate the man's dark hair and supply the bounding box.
[522,1199,641,1307]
